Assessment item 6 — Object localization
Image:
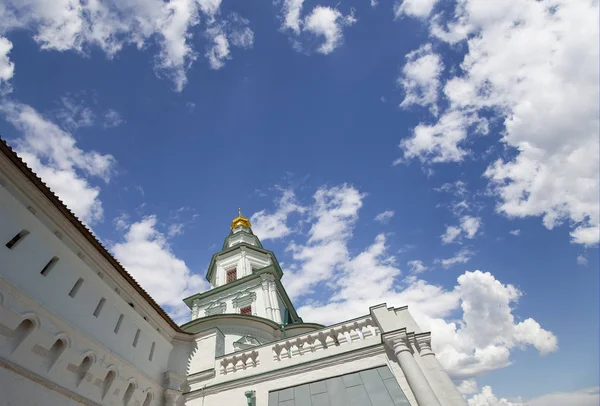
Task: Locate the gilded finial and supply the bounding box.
[231,206,251,229]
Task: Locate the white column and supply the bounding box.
[240,248,248,277]
[163,371,185,406]
[261,275,273,320]
[383,330,441,406]
[416,333,466,406]
[268,278,281,323]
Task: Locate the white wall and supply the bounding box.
[0,366,84,406]
[185,352,416,406]
[0,182,172,384]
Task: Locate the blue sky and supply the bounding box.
[0,0,598,405]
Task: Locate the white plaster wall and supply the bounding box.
[0,278,163,406]
[212,249,271,288]
[185,352,417,406]
[194,279,266,320]
[0,366,83,406]
[0,183,172,383]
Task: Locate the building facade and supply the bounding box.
[0,138,465,406]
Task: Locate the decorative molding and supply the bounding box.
[205,301,227,317]
[232,291,256,309]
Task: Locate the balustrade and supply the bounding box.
[272,317,379,362]
[219,350,259,374]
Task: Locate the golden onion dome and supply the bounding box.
[231,207,251,229]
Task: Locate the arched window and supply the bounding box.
[10,319,34,352]
[41,256,59,276]
[46,338,66,370]
[142,392,153,406]
[102,370,116,399]
[123,382,136,405]
[77,356,93,386]
[5,229,30,249]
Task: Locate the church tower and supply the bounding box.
[181,209,310,353]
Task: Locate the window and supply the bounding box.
[149,342,155,361]
[68,278,84,298]
[93,298,106,317]
[226,268,237,283]
[41,256,59,276]
[114,314,124,334]
[5,230,30,249]
[240,306,252,315]
[77,356,93,386]
[132,329,140,347]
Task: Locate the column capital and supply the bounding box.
[382,328,411,354]
[261,273,275,282]
[415,332,434,355]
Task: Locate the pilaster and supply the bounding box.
[260,274,273,320]
[164,371,186,406]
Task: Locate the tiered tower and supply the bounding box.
[181,209,319,354]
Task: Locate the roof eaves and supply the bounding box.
[0,137,185,333]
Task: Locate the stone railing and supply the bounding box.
[272,317,379,361]
[218,349,259,374]
[212,316,380,380]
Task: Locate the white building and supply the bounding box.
[0,138,466,406]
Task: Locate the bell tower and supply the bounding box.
[182,208,301,326]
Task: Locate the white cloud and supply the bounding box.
[577,254,588,266]
[111,215,207,322]
[280,2,357,55]
[437,248,473,268]
[467,385,600,406]
[205,13,254,70]
[259,186,556,381]
[55,96,95,131]
[280,0,305,34]
[251,189,305,241]
[509,229,520,236]
[458,379,479,395]
[407,259,427,274]
[398,0,599,246]
[0,36,14,92]
[0,101,114,225]
[103,109,124,128]
[441,225,462,244]
[398,43,443,114]
[461,215,481,239]
[0,0,252,91]
[303,6,356,55]
[525,386,600,406]
[370,0,378,8]
[394,0,439,19]
[167,223,185,237]
[284,184,364,297]
[374,210,395,224]
[468,386,522,406]
[442,216,481,244]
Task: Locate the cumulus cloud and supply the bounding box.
[111,215,207,322]
[397,0,599,246]
[0,0,251,90]
[398,43,443,114]
[279,2,356,54]
[509,229,520,236]
[467,385,600,406]
[0,102,114,225]
[577,254,588,266]
[251,189,305,240]
[258,186,556,381]
[374,210,394,224]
